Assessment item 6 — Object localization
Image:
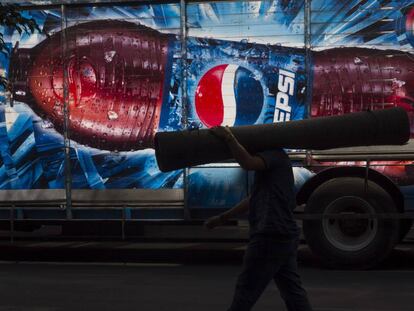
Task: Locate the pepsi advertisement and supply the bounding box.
[1,1,414,209]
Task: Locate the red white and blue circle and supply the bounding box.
[195,64,264,128]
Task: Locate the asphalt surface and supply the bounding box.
[0,246,414,311]
[0,228,413,310]
[0,240,414,310]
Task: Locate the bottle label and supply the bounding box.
[159,37,308,131]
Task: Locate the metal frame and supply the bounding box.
[0,189,184,242]
[180,0,191,220]
[60,4,73,220]
[0,189,184,204]
[304,0,313,170]
[15,0,242,10]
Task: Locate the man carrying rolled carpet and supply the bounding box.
[204,126,313,311]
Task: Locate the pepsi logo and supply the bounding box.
[195,64,264,128]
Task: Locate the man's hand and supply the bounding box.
[210,125,266,171]
[210,126,235,143]
[204,215,225,230]
[204,198,249,231]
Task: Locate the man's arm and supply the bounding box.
[204,197,250,230]
[210,126,266,171]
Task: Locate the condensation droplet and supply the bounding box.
[300,86,306,94]
[104,51,116,63]
[15,90,26,96]
[354,57,363,65]
[107,110,118,120]
[392,78,406,89]
[41,120,54,129]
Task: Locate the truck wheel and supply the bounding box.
[303,177,400,269]
[399,219,413,242]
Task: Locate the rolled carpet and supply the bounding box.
[154,107,410,172]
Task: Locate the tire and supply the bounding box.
[303,177,400,269]
[399,219,413,242]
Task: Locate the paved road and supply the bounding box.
[0,243,414,311]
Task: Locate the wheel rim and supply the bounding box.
[322,196,378,252]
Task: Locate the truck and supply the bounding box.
[0,0,414,268]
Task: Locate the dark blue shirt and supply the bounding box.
[248,149,299,239]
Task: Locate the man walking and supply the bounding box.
[204,126,313,311]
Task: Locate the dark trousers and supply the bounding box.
[228,236,313,311]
